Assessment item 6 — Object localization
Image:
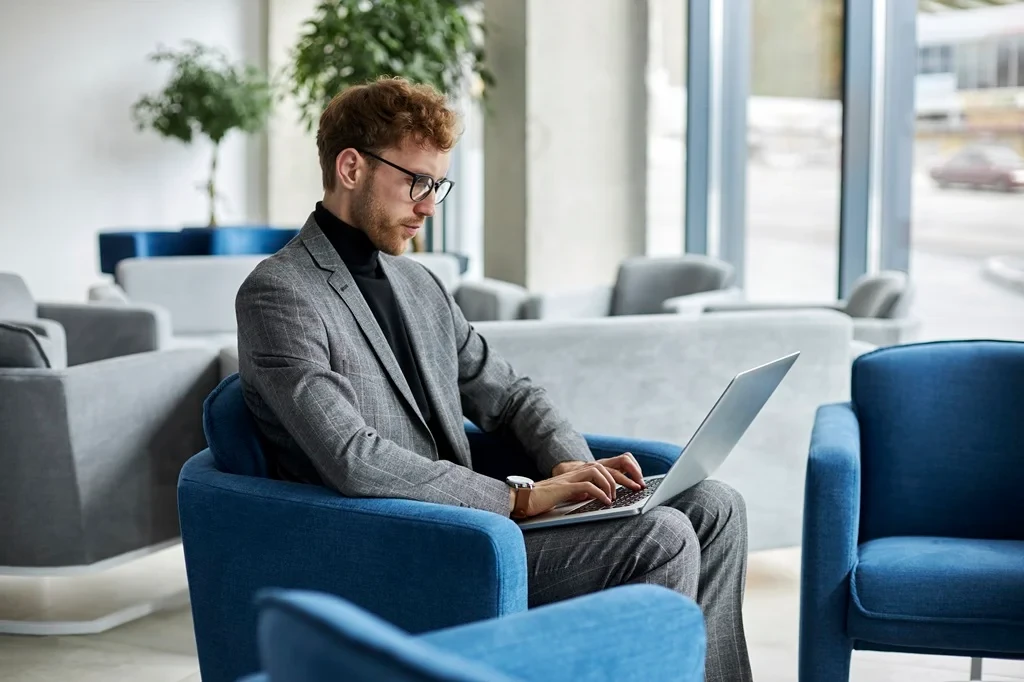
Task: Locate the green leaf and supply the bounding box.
[287,0,492,131]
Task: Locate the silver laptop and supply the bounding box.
[517,351,799,531]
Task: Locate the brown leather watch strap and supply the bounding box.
[511,487,532,519]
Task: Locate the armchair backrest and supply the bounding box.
[844,270,912,319]
[853,341,1024,543]
[203,373,269,478]
[116,255,264,335]
[0,272,37,320]
[610,256,735,316]
[406,253,462,291]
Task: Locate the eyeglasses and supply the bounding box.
[358,149,454,204]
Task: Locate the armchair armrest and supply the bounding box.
[799,402,861,678]
[661,286,744,315]
[421,585,705,682]
[454,277,530,322]
[519,286,613,320]
[0,317,67,368]
[38,301,171,365]
[851,317,920,347]
[178,452,528,682]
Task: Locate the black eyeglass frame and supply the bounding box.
[358,149,454,204]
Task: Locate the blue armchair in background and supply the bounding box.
[238,585,706,682]
[799,341,1024,682]
[179,373,685,682]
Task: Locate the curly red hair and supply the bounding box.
[317,77,461,191]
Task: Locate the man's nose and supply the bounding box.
[414,195,436,217]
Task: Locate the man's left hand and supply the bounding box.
[551,453,645,495]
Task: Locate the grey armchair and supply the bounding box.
[0,346,220,633]
[406,252,530,322]
[520,255,741,320]
[701,270,919,346]
[1,272,170,367]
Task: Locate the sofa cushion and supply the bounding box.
[851,536,1024,626]
[0,322,50,368]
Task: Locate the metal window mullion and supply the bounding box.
[717,0,750,286]
[878,0,916,274]
[685,0,713,255]
[838,0,875,298]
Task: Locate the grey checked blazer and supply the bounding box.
[235,214,594,517]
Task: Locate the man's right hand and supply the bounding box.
[516,462,617,518]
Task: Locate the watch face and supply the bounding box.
[507,475,534,488]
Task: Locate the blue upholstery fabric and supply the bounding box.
[253,586,705,682]
[182,226,299,256]
[799,341,1024,682]
[853,341,1024,542]
[98,230,210,275]
[182,373,684,682]
[203,375,268,478]
[99,227,298,277]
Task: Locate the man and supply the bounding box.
[235,77,752,682]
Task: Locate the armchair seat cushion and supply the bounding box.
[848,536,1024,653]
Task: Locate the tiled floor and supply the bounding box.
[1,545,1022,681]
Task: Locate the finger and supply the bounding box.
[573,481,612,506]
[608,467,642,491]
[620,452,645,488]
[583,463,616,499]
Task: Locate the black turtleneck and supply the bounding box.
[314,202,456,463]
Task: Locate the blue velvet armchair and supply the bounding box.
[238,585,706,682]
[179,374,685,682]
[799,341,1024,682]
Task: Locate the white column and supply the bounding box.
[483,0,649,291]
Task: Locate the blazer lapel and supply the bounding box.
[299,216,425,426]
[381,256,468,465]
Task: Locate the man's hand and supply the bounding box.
[551,453,645,497]
[516,463,622,518]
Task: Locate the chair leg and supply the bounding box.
[970,658,983,680]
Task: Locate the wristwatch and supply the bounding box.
[506,475,535,519]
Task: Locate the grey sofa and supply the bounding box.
[701,270,920,346]
[472,310,860,551]
[520,255,742,320]
[219,309,860,551]
[1,272,169,367]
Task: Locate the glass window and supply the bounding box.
[911,12,1024,342]
[1018,36,1024,87]
[957,43,977,89]
[744,0,843,302]
[976,42,996,88]
[941,45,954,73]
[997,40,1013,87]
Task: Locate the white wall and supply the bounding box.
[0,0,266,302]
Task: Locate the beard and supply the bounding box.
[351,175,414,256]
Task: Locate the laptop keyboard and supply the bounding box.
[565,478,662,515]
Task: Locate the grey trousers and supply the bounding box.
[524,479,752,682]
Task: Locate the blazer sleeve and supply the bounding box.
[235,267,514,517]
[439,278,595,476]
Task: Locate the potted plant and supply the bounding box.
[287,0,491,255]
[132,41,274,227]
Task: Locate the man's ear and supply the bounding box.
[335,149,362,191]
